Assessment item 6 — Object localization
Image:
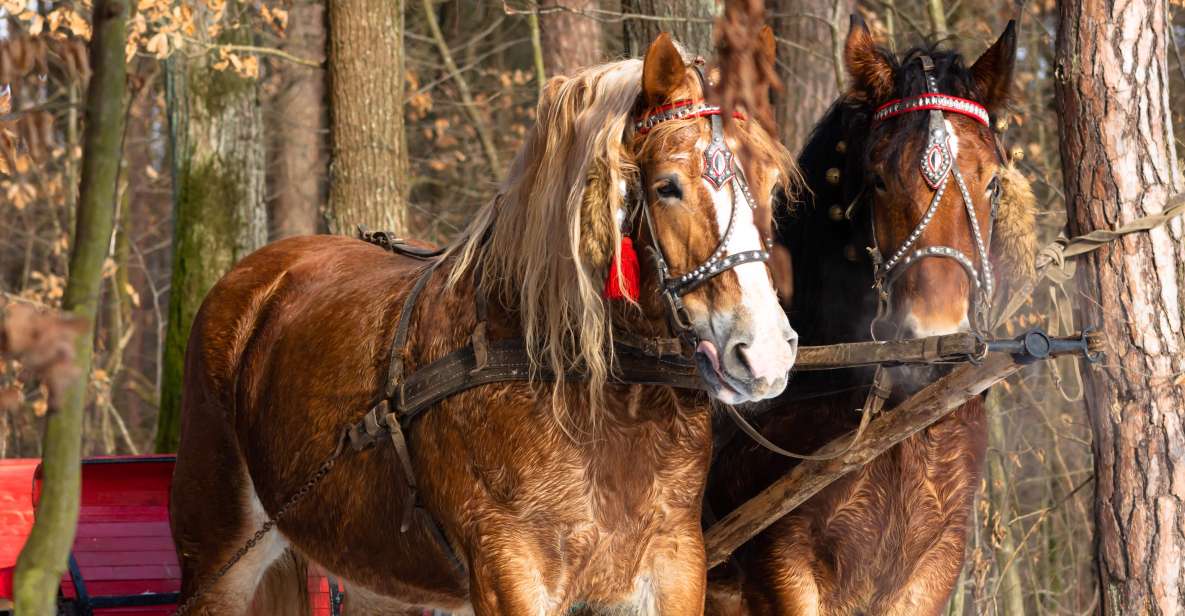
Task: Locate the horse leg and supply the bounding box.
[467,550,559,616]
[340,581,441,616]
[173,465,290,615]
[746,522,824,616]
[879,529,968,616]
[645,525,708,616]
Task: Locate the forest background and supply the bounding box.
[2,0,1183,613]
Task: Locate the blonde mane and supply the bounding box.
[447,60,643,419]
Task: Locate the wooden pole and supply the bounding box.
[703,339,1098,567]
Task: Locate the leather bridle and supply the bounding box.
[866,55,998,338]
[630,85,773,348]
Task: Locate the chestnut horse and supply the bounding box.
[169,33,798,616]
[706,18,1036,615]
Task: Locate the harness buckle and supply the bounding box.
[348,404,388,451]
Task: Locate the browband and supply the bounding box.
[634,99,747,134]
[872,93,990,127]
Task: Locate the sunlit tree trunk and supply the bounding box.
[327,0,409,235]
[156,2,267,452]
[771,0,846,152]
[622,0,716,57]
[540,0,602,77]
[270,0,326,239]
[12,0,129,610]
[1055,0,1185,612]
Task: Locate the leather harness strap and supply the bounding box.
[396,338,702,425]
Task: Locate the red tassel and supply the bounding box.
[604,236,640,301]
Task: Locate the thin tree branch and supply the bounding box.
[179,36,322,68]
[422,0,503,180]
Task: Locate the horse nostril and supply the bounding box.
[731,342,755,376]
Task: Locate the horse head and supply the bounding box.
[842,17,1033,341]
[456,31,798,408]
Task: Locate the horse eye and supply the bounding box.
[654,177,683,201]
[986,176,1001,199]
[871,174,888,193]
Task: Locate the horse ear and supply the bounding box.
[642,32,687,106]
[970,20,1018,112]
[843,14,893,100]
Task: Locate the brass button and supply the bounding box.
[828,205,845,221]
[825,168,841,185]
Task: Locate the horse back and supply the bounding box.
[182,235,422,431]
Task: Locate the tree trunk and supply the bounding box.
[12,0,129,611]
[622,0,716,57]
[540,0,602,77]
[1055,0,1185,612]
[327,0,409,235]
[270,0,326,239]
[156,2,267,453]
[986,388,1027,616]
[771,0,846,153]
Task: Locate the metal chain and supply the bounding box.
[171,432,349,616]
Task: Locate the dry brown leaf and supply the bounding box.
[0,302,88,408]
[0,386,22,414]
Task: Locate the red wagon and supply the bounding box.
[0,456,343,616]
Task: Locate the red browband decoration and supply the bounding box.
[634,99,747,134]
[872,93,990,127]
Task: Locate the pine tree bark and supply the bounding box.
[540,0,602,77]
[771,0,846,152]
[270,0,326,239]
[622,0,716,57]
[12,0,129,611]
[1055,0,1185,612]
[156,2,267,452]
[327,0,408,235]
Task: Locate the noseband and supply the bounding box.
[631,93,771,346]
[867,55,996,337]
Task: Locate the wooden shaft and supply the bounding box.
[704,351,1020,567]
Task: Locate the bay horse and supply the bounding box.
[706,17,1037,616]
[169,32,798,616]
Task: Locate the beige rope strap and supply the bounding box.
[994,191,1185,329]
